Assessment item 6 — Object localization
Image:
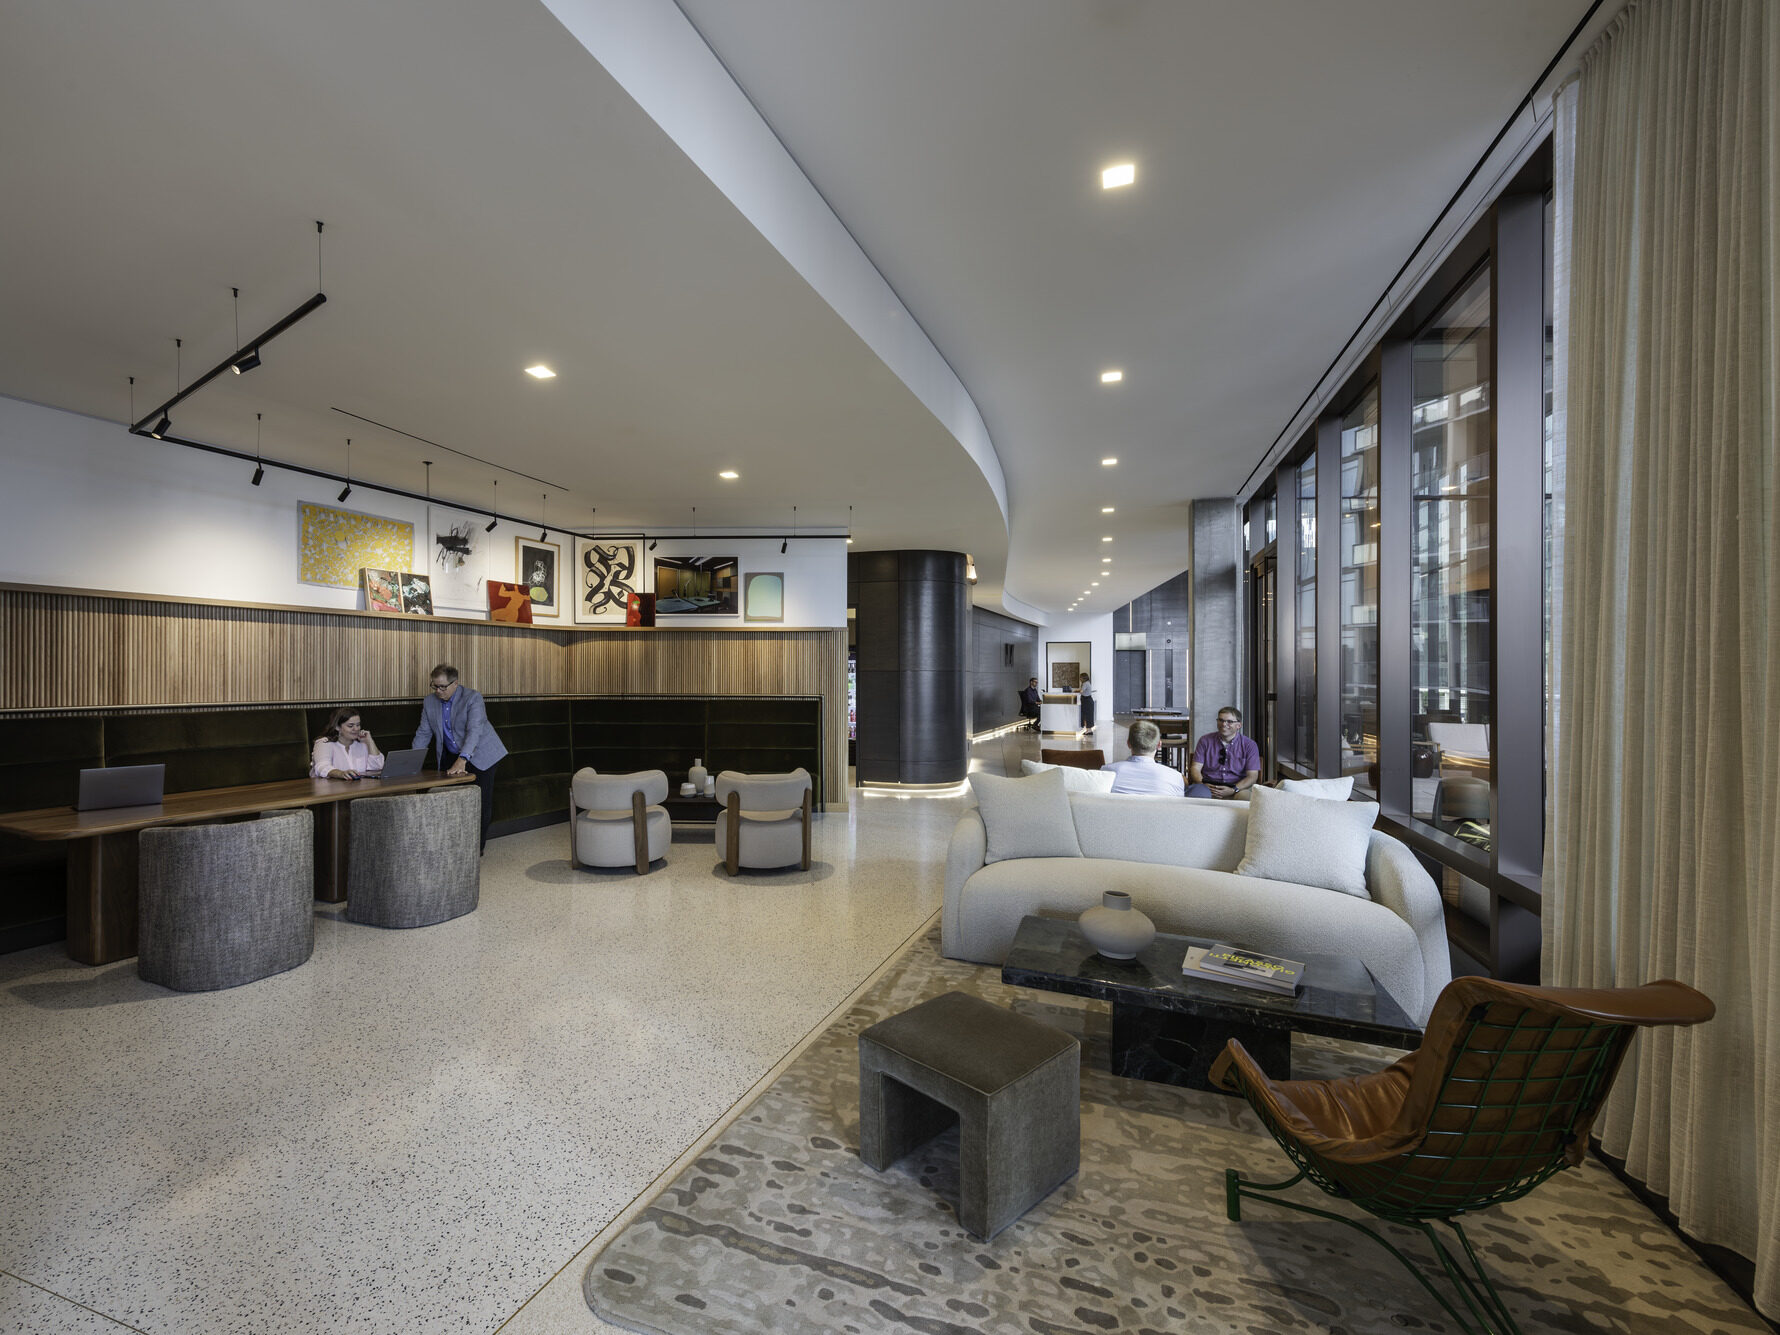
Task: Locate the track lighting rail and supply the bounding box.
[128,292,328,435]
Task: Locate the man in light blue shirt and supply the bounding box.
[1100,720,1187,797]
[413,662,509,852]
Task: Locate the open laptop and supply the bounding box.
[76,764,165,811]
[372,748,426,780]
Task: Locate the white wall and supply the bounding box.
[0,393,846,626]
[1034,610,1114,700]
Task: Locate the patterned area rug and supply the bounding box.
[585,930,1765,1335]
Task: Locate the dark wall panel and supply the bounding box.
[849,550,968,784]
[970,606,1039,730]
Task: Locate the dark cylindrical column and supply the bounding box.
[849,550,968,784]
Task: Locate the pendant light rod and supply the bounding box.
[129,292,328,435]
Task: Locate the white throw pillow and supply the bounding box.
[1021,759,1117,794]
[1235,784,1378,898]
[968,768,1083,864]
[1280,775,1355,801]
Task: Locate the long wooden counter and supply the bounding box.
[0,772,472,965]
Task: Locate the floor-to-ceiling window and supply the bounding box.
[1339,385,1380,795]
[1293,454,1317,767]
[1410,265,1494,848]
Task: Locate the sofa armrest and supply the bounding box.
[942,809,989,955]
[1366,833,1452,1025]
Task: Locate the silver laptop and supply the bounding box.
[373,748,426,780]
[76,764,165,811]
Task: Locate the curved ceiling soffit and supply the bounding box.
[542,0,1010,533]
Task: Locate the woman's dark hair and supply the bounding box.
[323,706,363,743]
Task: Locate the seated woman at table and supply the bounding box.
[310,707,384,780]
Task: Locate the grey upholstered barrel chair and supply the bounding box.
[138,808,314,991]
[346,785,480,928]
[714,769,813,875]
[570,767,671,874]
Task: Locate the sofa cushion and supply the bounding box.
[1280,775,1355,801]
[1236,784,1378,898]
[1068,792,1248,871]
[1021,759,1115,793]
[968,769,1081,864]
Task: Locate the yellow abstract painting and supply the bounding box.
[298,502,414,589]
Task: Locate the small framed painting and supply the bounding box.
[486,580,533,624]
[654,555,739,616]
[516,538,561,617]
[399,572,434,616]
[362,568,403,614]
[744,572,784,622]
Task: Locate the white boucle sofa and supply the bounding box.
[944,793,1450,1025]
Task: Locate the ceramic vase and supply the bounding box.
[688,758,708,792]
[1079,891,1156,960]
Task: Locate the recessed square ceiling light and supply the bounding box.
[1101,506,1115,513]
[524,364,555,379]
[1101,557,1111,562]
[718,470,739,480]
[1100,370,1123,384]
[1101,457,1118,467]
[1101,163,1136,189]
[1101,535,1114,542]
[1091,582,1100,586]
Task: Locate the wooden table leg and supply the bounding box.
[313,801,350,902]
[65,832,140,965]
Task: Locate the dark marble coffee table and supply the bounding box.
[1001,915,1420,1093]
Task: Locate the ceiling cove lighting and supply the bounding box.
[525,365,555,379]
[1101,162,1136,189]
[1100,370,1123,384]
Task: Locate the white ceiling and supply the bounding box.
[0,0,1591,617]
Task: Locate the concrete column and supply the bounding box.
[1189,499,1241,737]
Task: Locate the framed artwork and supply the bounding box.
[399,572,434,616]
[572,539,639,624]
[486,580,533,624]
[362,568,403,614]
[1046,640,1090,691]
[654,555,739,616]
[299,502,413,589]
[516,538,561,617]
[426,506,488,609]
[743,572,784,622]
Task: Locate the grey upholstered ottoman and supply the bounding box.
[138,809,315,991]
[346,786,480,928]
[858,990,1080,1240]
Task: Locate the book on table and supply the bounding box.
[1182,943,1304,995]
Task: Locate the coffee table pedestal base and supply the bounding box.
[1111,1002,1290,1094]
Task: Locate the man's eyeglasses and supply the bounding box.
[430,683,452,693]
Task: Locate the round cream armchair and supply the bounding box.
[570,768,671,874]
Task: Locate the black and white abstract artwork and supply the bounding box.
[573,539,639,623]
[426,506,487,609]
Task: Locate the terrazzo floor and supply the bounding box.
[0,720,1156,1335]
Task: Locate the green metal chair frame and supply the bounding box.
[1212,976,1714,1335]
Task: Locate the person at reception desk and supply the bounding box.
[1019,677,1042,729]
[1078,676,1096,731]
[413,663,508,852]
[1101,720,1186,797]
[311,707,385,780]
[1187,706,1261,799]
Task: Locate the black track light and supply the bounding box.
[781,538,788,554]
[486,479,498,531]
[338,438,353,502]
[151,414,171,439]
[538,492,548,541]
[648,539,657,551]
[250,411,264,486]
[538,525,548,541]
[485,516,497,533]
[231,347,262,376]
[251,463,264,486]
[338,483,353,503]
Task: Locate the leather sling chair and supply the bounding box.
[1040,748,1107,770]
[1209,975,1715,1335]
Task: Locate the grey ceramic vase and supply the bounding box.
[1078,890,1156,960]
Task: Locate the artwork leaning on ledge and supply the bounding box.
[573,539,638,624]
[655,555,739,616]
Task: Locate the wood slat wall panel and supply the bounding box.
[0,591,851,805]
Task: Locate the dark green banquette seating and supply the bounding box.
[0,695,823,953]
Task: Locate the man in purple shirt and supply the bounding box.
[1188,706,1261,799]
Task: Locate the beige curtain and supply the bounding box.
[1546,0,1779,1318]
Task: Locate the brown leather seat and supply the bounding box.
[1040,748,1106,770]
[1211,975,1714,1334]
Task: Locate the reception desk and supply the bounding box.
[1039,693,1083,736]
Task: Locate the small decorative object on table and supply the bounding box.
[1078,890,1155,960]
[688,758,708,792]
[704,775,715,796]
[679,782,696,797]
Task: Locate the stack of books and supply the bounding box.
[1182,943,1304,996]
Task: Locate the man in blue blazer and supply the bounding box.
[413,663,509,852]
